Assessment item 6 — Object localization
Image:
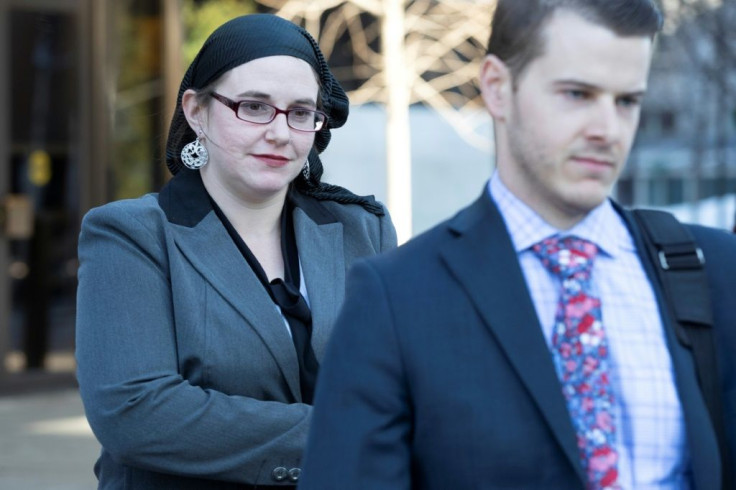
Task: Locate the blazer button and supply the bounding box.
[288,467,301,482]
[271,466,289,482]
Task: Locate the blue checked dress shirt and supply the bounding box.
[489,174,692,489]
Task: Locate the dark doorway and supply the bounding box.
[6,7,81,373]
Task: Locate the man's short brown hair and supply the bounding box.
[487,0,663,81]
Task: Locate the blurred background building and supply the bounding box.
[0,0,734,387]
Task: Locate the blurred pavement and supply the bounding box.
[0,386,100,489]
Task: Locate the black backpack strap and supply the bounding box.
[631,208,731,490]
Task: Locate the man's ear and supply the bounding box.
[479,55,512,121]
[181,89,204,132]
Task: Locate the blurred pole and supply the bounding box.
[162,0,183,183]
[382,0,412,243]
[87,0,110,209]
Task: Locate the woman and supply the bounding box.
[76,14,396,489]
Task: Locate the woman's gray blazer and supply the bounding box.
[75,170,397,489]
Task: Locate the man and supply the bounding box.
[300,1,736,488]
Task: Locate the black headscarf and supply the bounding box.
[165,14,383,215]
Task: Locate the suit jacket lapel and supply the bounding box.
[159,171,301,400]
[440,192,586,483]
[291,194,345,361]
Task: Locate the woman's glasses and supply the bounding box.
[210,93,328,132]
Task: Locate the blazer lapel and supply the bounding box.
[291,196,345,361]
[174,215,302,400]
[159,171,301,400]
[440,192,586,483]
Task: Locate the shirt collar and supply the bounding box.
[488,171,634,258]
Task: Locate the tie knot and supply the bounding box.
[532,236,598,279]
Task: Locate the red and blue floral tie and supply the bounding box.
[533,236,620,490]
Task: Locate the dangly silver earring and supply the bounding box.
[301,160,310,180]
[181,132,209,169]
